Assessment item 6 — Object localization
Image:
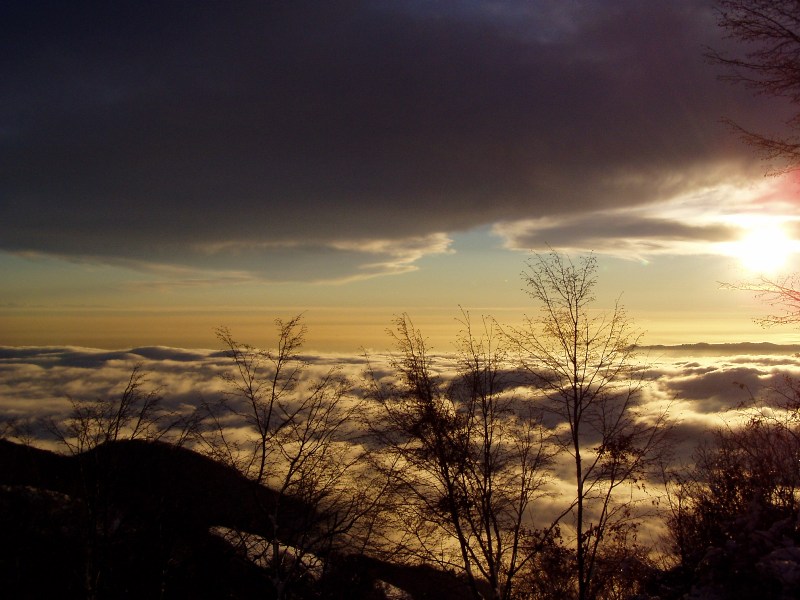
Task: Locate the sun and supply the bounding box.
[729,222,796,274]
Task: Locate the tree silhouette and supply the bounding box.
[708,0,800,172]
[505,251,669,600]
[43,365,200,598]
[46,364,197,454]
[666,414,800,598]
[203,317,386,599]
[710,2,800,327]
[367,311,553,600]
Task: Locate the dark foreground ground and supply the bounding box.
[0,439,487,599]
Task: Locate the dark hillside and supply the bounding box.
[1,438,335,545]
[0,439,483,599]
[0,439,307,598]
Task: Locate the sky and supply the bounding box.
[3,0,800,352]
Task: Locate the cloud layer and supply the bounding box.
[1,1,789,281]
[5,342,800,542]
[4,342,800,463]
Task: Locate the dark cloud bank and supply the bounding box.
[0,1,780,280]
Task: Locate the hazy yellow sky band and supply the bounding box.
[3,302,796,353]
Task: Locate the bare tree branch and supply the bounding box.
[707,0,800,173]
[367,310,553,600]
[504,251,670,600]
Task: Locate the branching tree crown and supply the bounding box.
[708,0,800,171]
[205,316,384,599]
[47,364,197,454]
[506,251,669,600]
[367,311,553,600]
[666,408,800,598]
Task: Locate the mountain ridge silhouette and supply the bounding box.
[0,438,485,599]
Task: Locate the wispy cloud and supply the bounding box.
[494,178,800,261]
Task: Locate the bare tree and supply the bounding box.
[204,316,385,599]
[665,412,800,598]
[505,251,669,600]
[707,0,800,172]
[46,364,197,454]
[0,415,36,445]
[722,274,800,326]
[706,2,800,331]
[367,311,553,600]
[41,365,200,599]
[708,2,800,327]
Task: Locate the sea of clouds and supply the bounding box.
[3,342,800,547]
[4,343,799,434]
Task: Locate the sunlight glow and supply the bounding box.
[727,222,797,274]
